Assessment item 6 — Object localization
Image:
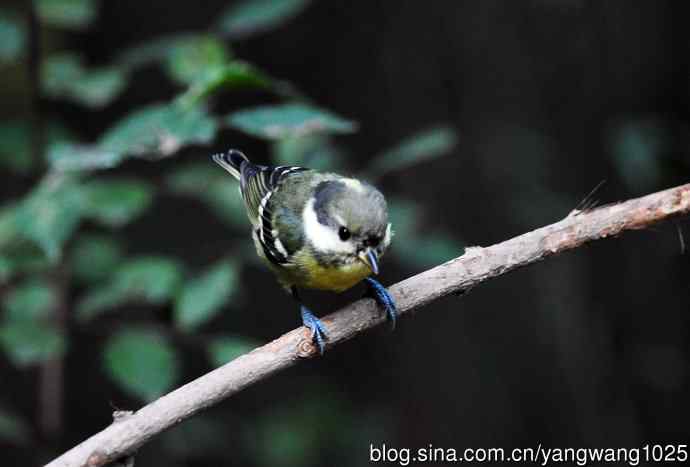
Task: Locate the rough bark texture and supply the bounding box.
[46,183,690,467]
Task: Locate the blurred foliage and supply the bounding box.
[0,10,25,64]
[70,234,123,284]
[174,259,239,331]
[218,0,311,38]
[0,408,30,445]
[0,276,65,367]
[14,175,84,261]
[0,0,690,460]
[608,118,671,191]
[99,102,218,158]
[42,53,127,108]
[207,335,260,366]
[364,125,458,180]
[104,328,178,401]
[76,256,183,321]
[166,161,249,228]
[3,277,55,322]
[0,0,464,458]
[0,120,72,174]
[227,103,357,140]
[0,319,65,367]
[0,0,677,462]
[80,178,154,227]
[387,197,464,268]
[34,0,99,30]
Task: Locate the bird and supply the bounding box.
[212,149,396,354]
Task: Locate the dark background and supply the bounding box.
[2,1,689,465]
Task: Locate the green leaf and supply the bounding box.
[14,176,84,260]
[47,141,123,171]
[0,321,65,367]
[207,335,259,366]
[165,35,230,85]
[75,286,125,321]
[49,104,217,170]
[114,257,183,303]
[177,61,273,107]
[34,0,99,30]
[174,260,238,331]
[70,234,123,284]
[42,53,127,108]
[118,34,195,69]
[227,103,356,140]
[2,278,55,322]
[0,408,30,445]
[0,204,52,280]
[218,0,311,38]
[67,67,125,108]
[81,178,154,227]
[104,328,178,401]
[0,11,25,63]
[100,102,218,157]
[119,32,293,103]
[119,33,230,71]
[77,256,183,320]
[365,125,458,179]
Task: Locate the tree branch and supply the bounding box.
[46,183,690,467]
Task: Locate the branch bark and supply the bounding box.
[46,183,690,467]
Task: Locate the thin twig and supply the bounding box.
[45,183,690,467]
[27,0,65,442]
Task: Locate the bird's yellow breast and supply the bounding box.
[292,252,371,292]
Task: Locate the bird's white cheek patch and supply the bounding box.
[303,198,354,254]
[383,223,393,248]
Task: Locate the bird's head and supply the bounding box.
[303,177,392,273]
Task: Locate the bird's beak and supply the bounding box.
[358,248,379,275]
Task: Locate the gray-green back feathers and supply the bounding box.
[212,149,310,265]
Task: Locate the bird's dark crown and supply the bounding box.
[313,179,388,245]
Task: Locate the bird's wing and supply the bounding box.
[240,165,308,224]
[241,164,309,265]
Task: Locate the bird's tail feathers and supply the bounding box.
[212,149,249,180]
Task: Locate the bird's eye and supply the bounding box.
[338,226,351,241]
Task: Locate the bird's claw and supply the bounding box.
[300,305,327,354]
[364,277,397,329]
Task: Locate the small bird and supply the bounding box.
[212,149,396,354]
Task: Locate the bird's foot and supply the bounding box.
[364,277,397,329]
[300,305,328,355]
